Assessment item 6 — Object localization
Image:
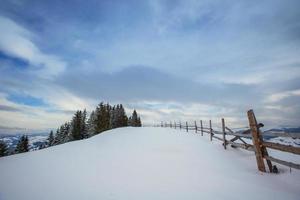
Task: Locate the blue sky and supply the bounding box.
[0,0,300,133]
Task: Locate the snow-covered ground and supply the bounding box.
[268,137,300,147]
[0,127,299,200]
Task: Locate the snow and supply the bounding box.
[268,137,300,147]
[0,127,299,200]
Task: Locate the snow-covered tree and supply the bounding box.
[48,130,55,146]
[87,111,97,136]
[15,135,29,153]
[54,122,71,145]
[71,110,83,140]
[0,141,8,157]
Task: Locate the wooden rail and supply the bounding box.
[262,141,300,155]
[156,110,300,173]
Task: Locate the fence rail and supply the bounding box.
[155,110,300,173]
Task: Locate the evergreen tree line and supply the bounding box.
[45,102,141,148]
[0,102,142,157]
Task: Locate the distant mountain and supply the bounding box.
[267,137,300,147]
[263,127,300,147]
[0,133,48,153]
[266,127,300,133]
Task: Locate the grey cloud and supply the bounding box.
[57,66,262,106]
[0,105,20,112]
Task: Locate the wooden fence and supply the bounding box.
[155,109,300,173]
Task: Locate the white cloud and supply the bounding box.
[266,89,300,103]
[125,100,247,128]
[0,93,71,132]
[0,16,66,77]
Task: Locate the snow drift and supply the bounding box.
[0,127,299,200]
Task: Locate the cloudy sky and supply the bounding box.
[0,0,300,133]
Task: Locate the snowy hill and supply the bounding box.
[0,127,299,200]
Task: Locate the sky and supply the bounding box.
[0,0,300,134]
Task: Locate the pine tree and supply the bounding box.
[129,110,142,127]
[0,141,8,157]
[137,116,142,127]
[48,130,55,146]
[87,111,97,136]
[110,106,117,129]
[117,104,128,127]
[62,122,71,143]
[132,110,138,126]
[81,109,88,139]
[54,122,71,145]
[71,110,83,140]
[54,128,62,145]
[128,116,132,126]
[15,135,29,153]
[94,102,111,134]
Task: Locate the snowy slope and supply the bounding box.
[0,127,299,200]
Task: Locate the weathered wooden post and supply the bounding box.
[170,121,172,128]
[200,120,203,136]
[222,118,226,149]
[180,121,182,130]
[186,121,188,132]
[247,110,266,172]
[161,121,163,127]
[209,120,213,141]
[174,121,176,129]
[194,121,198,133]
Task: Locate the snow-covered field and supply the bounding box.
[0,127,299,200]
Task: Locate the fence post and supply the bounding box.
[194,121,198,133]
[209,120,213,141]
[222,118,227,149]
[174,121,176,129]
[186,121,188,132]
[200,120,203,136]
[161,121,163,127]
[170,121,172,128]
[180,121,182,130]
[247,110,266,172]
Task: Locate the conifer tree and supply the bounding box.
[48,130,55,146]
[0,141,8,157]
[110,106,117,129]
[62,122,71,143]
[131,110,138,126]
[71,110,83,140]
[94,102,111,133]
[137,116,142,127]
[117,104,128,127]
[81,109,88,138]
[54,122,71,145]
[129,110,142,127]
[87,111,97,136]
[15,135,29,153]
[128,116,132,126]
